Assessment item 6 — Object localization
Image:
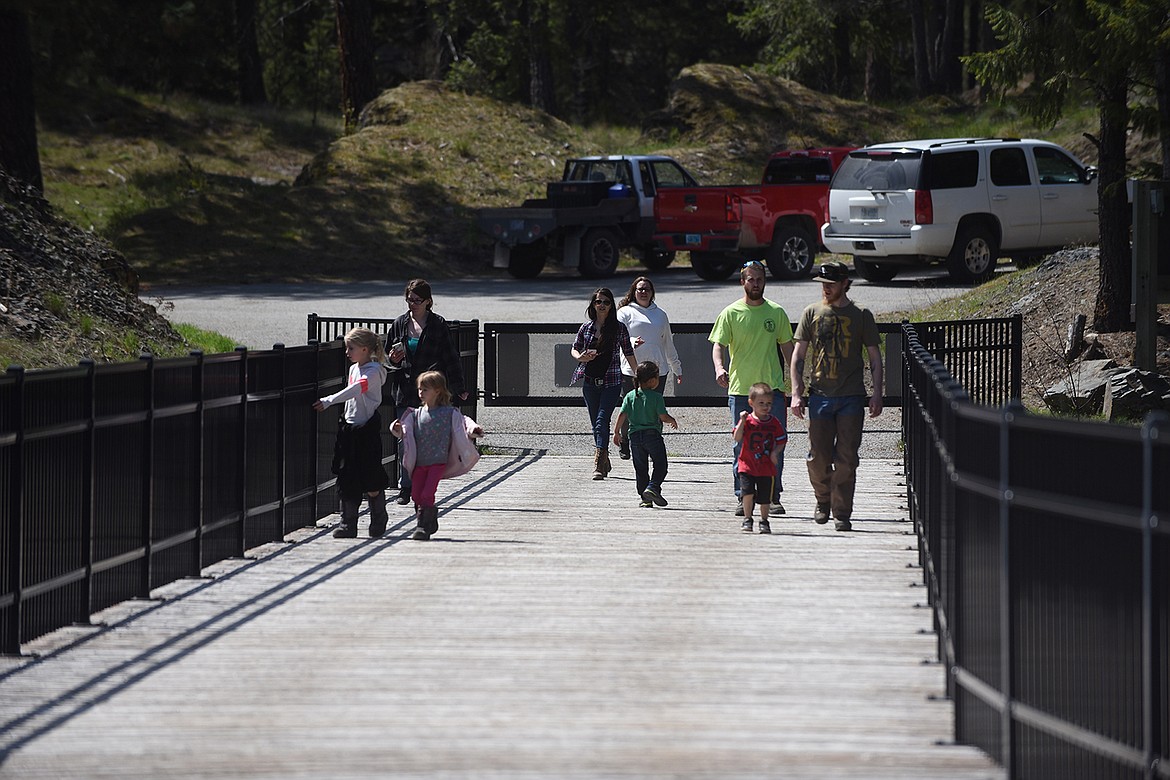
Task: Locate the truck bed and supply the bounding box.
[654,183,828,252]
[477,194,638,247]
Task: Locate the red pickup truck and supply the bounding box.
[653,147,853,280]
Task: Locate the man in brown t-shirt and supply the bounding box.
[789,262,883,531]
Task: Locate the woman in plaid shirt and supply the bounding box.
[570,288,638,480]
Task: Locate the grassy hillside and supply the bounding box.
[36,64,1122,287]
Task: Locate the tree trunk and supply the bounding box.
[832,10,853,97]
[1158,42,1170,179]
[910,0,933,96]
[523,0,557,114]
[864,45,891,102]
[564,2,589,123]
[1092,74,1132,333]
[0,10,43,192]
[235,0,267,105]
[334,0,377,132]
[939,0,964,93]
[964,0,982,91]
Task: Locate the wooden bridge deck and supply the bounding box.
[0,454,999,779]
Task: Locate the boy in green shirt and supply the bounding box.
[613,361,679,507]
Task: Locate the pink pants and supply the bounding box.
[411,463,445,508]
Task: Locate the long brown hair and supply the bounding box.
[586,287,617,351]
[619,276,655,308]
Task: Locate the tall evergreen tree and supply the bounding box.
[966,0,1169,332]
[336,0,377,130]
[236,0,268,104]
[0,7,42,192]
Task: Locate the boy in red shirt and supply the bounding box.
[733,382,788,534]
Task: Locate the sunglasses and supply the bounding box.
[406,295,425,304]
[742,260,764,269]
[593,299,613,306]
[635,286,652,293]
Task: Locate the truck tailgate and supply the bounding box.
[655,187,742,233]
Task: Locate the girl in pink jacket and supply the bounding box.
[391,370,483,540]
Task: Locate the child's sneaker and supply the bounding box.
[741,518,753,533]
[639,499,653,508]
[641,487,668,507]
[758,519,771,534]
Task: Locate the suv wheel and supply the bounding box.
[579,228,621,278]
[853,257,898,283]
[947,225,998,283]
[765,225,816,280]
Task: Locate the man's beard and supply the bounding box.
[746,287,765,301]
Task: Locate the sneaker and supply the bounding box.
[411,527,431,540]
[333,525,357,539]
[394,488,411,506]
[813,504,830,524]
[772,500,786,515]
[741,518,753,533]
[642,487,668,507]
[834,518,853,532]
[758,519,771,535]
[639,500,653,508]
[735,497,745,517]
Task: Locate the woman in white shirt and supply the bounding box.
[616,276,683,458]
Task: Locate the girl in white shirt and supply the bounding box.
[314,328,390,538]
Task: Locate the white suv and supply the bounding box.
[821,138,1098,283]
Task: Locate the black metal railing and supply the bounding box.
[3,314,1020,656]
[2,342,359,654]
[902,321,1169,779]
[482,317,1021,409]
[307,314,479,420]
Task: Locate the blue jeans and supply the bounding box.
[629,429,668,496]
[583,381,623,450]
[729,394,785,501]
[394,402,412,492]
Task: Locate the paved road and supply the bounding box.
[141,263,990,352]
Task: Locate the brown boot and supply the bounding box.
[598,448,612,476]
[592,447,605,480]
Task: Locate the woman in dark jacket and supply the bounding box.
[386,279,467,504]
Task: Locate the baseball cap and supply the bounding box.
[815,262,850,283]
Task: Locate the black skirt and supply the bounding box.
[332,410,390,499]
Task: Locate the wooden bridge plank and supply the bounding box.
[0,455,998,778]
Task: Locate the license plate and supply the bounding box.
[860,206,879,220]
[685,233,702,246]
[509,219,526,230]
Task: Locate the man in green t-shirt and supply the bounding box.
[790,261,884,532]
[709,261,794,516]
